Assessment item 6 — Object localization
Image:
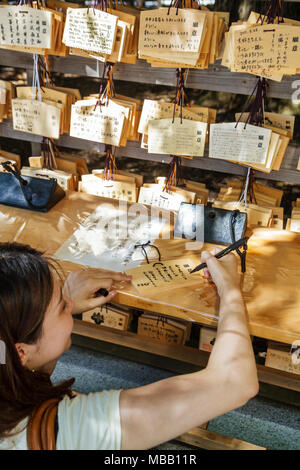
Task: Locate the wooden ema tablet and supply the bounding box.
[66,6,138,64]
[125,257,203,296]
[17,86,75,135]
[212,200,272,228]
[63,8,117,55]
[137,314,190,346]
[58,153,88,176]
[139,8,227,69]
[199,326,217,352]
[21,166,76,191]
[266,341,300,376]
[209,123,272,166]
[138,184,196,212]
[70,99,126,147]
[290,208,300,233]
[12,98,62,140]
[0,6,53,49]
[269,207,284,230]
[82,305,132,331]
[216,181,283,208]
[236,112,295,140]
[148,118,207,158]
[80,174,137,203]
[0,80,13,122]
[0,5,68,56]
[223,12,300,78]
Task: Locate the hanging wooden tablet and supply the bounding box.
[70,64,128,147]
[138,1,227,69]
[63,7,117,55]
[137,314,190,346]
[0,80,14,122]
[12,55,62,139]
[0,5,53,49]
[82,304,133,331]
[222,3,300,78]
[147,69,207,158]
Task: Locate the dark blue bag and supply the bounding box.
[0,162,65,213]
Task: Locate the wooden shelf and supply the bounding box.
[0,119,299,184]
[73,319,300,393]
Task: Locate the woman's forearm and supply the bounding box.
[206,288,258,387]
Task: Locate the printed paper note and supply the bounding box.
[209,122,271,164]
[0,6,52,49]
[63,8,117,54]
[148,118,207,157]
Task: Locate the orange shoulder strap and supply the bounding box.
[27,398,60,450]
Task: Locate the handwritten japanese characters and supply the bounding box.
[139,9,206,56]
[223,15,300,78]
[233,24,300,74]
[138,8,227,68]
[209,123,272,164]
[70,99,125,146]
[125,257,203,295]
[63,8,117,55]
[12,99,61,139]
[137,314,189,345]
[0,6,52,49]
[138,185,195,212]
[80,174,137,203]
[148,118,207,157]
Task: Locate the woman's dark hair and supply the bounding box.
[0,242,74,439]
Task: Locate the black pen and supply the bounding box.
[190,237,249,274]
[95,288,109,297]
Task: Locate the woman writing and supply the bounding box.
[0,241,258,450]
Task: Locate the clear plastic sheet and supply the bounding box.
[1,191,299,344]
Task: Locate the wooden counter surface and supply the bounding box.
[1,190,299,345]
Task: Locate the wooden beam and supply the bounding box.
[0,120,299,184]
[73,320,300,392]
[72,319,209,367]
[176,427,266,450]
[0,49,299,99]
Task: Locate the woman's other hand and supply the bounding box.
[63,270,132,315]
[201,247,241,299]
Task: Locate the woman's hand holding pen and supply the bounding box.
[201,248,241,299]
[63,270,132,315]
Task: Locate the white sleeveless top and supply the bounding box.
[0,390,122,450]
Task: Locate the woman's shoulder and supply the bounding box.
[0,389,122,450]
[58,388,121,413]
[56,389,122,450]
